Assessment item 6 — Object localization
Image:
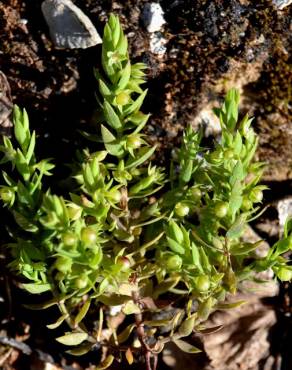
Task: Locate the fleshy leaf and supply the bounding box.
[96,355,115,370]
[173,339,202,354]
[22,283,51,294]
[47,314,69,329]
[56,332,88,346]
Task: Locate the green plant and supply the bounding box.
[0,14,291,370]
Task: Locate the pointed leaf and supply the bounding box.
[125,347,134,365]
[173,339,202,354]
[103,100,122,130]
[167,237,185,254]
[216,300,246,310]
[230,241,262,256]
[122,300,141,315]
[22,283,51,294]
[56,332,88,346]
[96,355,115,370]
[26,131,36,163]
[101,125,124,157]
[13,211,38,232]
[66,343,93,356]
[124,89,148,115]
[153,276,180,299]
[118,61,131,90]
[74,300,91,326]
[117,324,136,344]
[125,146,156,169]
[226,214,247,239]
[47,314,69,329]
[99,79,112,98]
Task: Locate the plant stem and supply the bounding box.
[132,291,152,370]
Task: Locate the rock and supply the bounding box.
[163,282,278,370]
[149,32,167,55]
[272,0,292,10]
[0,71,13,136]
[202,300,277,370]
[142,3,166,33]
[277,197,292,233]
[41,0,102,49]
[192,103,221,137]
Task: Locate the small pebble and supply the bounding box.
[277,197,292,233]
[149,32,167,55]
[41,0,102,49]
[142,3,166,33]
[272,0,292,9]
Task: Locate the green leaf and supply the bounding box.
[122,300,141,315]
[56,332,88,346]
[101,125,124,157]
[167,237,185,254]
[125,145,156,169]
[124,89,148,115]
[13,106,28,150]
[15,149,30,180]
[2,171,16,187]
[180,160,193,183]
[229,180,242,218]
[47,314,69,329]
[118,61,131,90]
[26,131,36,163]
[216,300,246,310]
[226,214,247,239]
[117,324,135,343]
[99,79,112,98]
[103,100,122,130]
[230,161,244,187]
[23,293,75,310]
[153,276,180,299]
[199,247,211,272]
[110,14,120,46]
[168,220,184,244]
[191,243,203,273]
[74,300,91,326]
[66,343,93,356]
[284,217,292,238]
[178,316,196,337]
[13,211,38,232]
[230,241,262,256]
[233,131,242,155]
[173,339,201,354]
[116,31,128,55]
[22,283,51,294]
[132,113,150,133]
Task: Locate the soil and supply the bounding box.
[0,0,291,369]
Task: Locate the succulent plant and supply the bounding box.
[0,14,291,370]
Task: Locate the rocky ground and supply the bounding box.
[0,0,291,369]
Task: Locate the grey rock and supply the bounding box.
[0,71,13,136]
[149,32,167,55]
[277,197,292,234]
[142,3,166,33]
[272,0,292,9]
[41,0,102,49]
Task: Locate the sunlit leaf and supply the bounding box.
[56,332,88,346]
[173,339,202,354]
[96,354,115,370]
[22,283,51,294]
